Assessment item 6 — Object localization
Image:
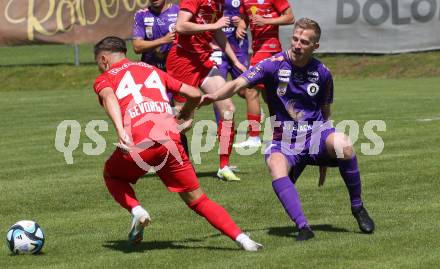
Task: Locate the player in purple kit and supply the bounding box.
[200,18,375,241]
[214,0,249,81]
[132,0,179,71]
[132,0,192,153]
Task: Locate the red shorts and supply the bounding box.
[104,141,199,193]
[250,51,279,66]
[250,51,280,90]
[166,45,214,87]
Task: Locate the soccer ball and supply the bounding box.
[6,220,45,254]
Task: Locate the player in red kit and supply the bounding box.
[93,36,261,251]
[166,0,246,181]
[233,0,294,148]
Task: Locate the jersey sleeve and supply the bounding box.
[318,67,334,105]
[93,73,113,95]
[180,0,199,14]
[240,59,270,86]
[157,68,183,93]
[132,10,146,39]
[273,0,291,14]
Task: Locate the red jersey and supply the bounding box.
[243,0,290,53]
[94,59,183,144]
[176,0,224,53]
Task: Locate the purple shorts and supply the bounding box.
[264,127,338,170]
[218,53,249,80]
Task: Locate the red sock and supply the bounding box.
[247,113,261,137]
[218,120,235,168]
[189,194,242,240]
[104,176,140,212]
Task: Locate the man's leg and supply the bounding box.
[103,149,151,243]
[201,70,240,181]
[233,87,262,148]
[266,151,314,241]
[179,188,262,251]
[325,132,375,233]
[157,145,261,251]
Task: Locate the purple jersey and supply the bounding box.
[222,0,249,55]
[241,51,334,141]
[132,4,179,70]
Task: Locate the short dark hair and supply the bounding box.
[294,18,322,43]
[94,36,127,57]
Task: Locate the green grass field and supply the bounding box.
[0,46,439,268]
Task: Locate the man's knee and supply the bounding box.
[266,153,289,179]
[245,88,259,99]
[180,188,204,205]
[218,104,235,120]
[332,134,355,160]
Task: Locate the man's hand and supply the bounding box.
[214,16,231,29]
[161,30,176,44]
[235,17,247,40]
[235,27,247,40]
[198,94,218,108]
[177,118,193,134]
[318,166,327,187]
[233,60,247,73]
[231,16,241,27]
[115,129,132,153]
[251,15,267,26]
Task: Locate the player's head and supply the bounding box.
[94,36,127,72]
[149,0,167,11]
[289,18,321,67]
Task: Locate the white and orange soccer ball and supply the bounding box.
[6,220,45,254]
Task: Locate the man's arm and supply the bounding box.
[235,16,248,40]
[132,31,176,54]
[98,88,131,148]
[214,30,246,72]
[176,10,230,35]
[176,83,202,120]
[252,7,295,26]
[199,77,249,107]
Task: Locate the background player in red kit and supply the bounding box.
[166,0,246,181]
[233,0,294,148]
[93,36,261,251]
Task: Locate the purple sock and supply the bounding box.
[338,156,363,208]
[272,177,308,229]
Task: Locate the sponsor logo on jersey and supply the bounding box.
[144,17,154,23]
[277,81,288,96]
[257,0,265,4]
[277,87,286,96]
[145,26,153,38]
[307,71,319,83]
[169,23,176,32]
[222,26,236,33]
[278,69,291,77]
[167,14,177,17]
[156,18,165,25]
[307,83,320,96]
